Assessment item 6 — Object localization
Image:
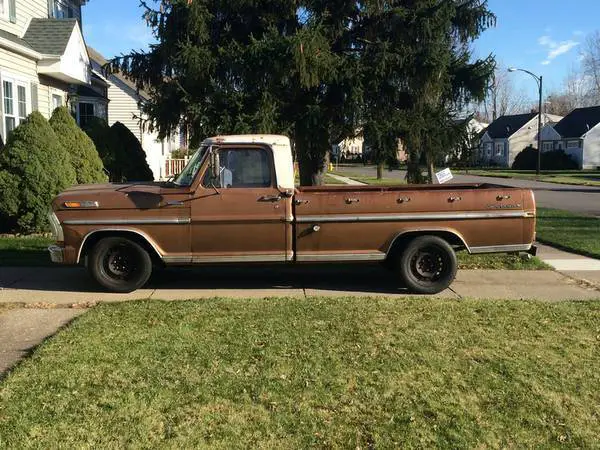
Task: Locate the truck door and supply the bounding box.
[190,145,293,263]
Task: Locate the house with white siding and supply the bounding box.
[545,106,600,169]
[479,112,563,167]
[86,46,181,180]
[0,0,91,144]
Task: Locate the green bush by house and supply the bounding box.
[513,146,579,170]
[0,112,76,233]
[84,118,153,182]
[49,107,107,185]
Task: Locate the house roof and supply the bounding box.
[0,29,35,52]
[87,46,151,100]
[76,84,106,99]
[553,106,600,138]
[23,18,78,56]
[484,113,537,139]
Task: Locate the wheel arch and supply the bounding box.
[78,229,164,266]
[385,228,469,261]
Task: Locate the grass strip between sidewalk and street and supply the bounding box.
[1,298,599,447]
[457,170,600,187]
[0,235,53,267]
[536,208,600,259]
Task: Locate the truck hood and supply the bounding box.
[53,182,188,211]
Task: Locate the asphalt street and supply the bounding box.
[335,165,600,217]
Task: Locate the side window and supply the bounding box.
[205,147,273,189]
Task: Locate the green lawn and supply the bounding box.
[1,298,599,447]
[458,252,549,270]
[0,235,53,267]
[460,170,600,186]
[536,208,600,259]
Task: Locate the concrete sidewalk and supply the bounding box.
[536,243,600,287]
[0,308,85,376]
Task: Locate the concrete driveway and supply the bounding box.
[1,265,599,304]
[334,165,600,216]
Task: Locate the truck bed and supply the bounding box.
[293,182,536,259]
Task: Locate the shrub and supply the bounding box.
[110,122,154,182]
[49,107,107,184]
[542,150,579,170]
[512,146,578,170]
[84,119,154,182]
[512,145,538,170]
[0,112,76,232]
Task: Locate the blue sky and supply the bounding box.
[82,0,599,99]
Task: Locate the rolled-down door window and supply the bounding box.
[209,148,273,189]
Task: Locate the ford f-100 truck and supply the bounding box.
[48,135,537,294]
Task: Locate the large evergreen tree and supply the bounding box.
[108,0,495,185]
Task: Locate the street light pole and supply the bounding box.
[508,67,543,176]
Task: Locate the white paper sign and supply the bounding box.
[436,168,453,184]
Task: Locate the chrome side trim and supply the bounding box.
[190,254,289,264]
[469,244,533,254]
[296,211,530,223]
[77,228,165,264]
[296,252,386,262]
[65,218,191,226]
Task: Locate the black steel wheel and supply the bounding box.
[88,237,152,293]
[397,236,457,294]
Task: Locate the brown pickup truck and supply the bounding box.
[48,135,536,294]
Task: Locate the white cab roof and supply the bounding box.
[202,134,295,190]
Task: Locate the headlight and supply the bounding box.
[48,211,64,241]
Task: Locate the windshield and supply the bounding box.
[173,145,209,186]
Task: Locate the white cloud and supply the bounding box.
[537,35,579,65]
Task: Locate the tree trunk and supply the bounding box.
[376,163,384,180]
[427,157,435,184]
[298,156,326,186]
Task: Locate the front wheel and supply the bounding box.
[396,236,458,295]
[88,237,153,293]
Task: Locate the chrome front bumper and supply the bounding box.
[48,245,65,264]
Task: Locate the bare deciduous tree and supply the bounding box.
[478,66,531,122]
[582,31,600,103]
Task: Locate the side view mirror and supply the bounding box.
[210,147,219,181]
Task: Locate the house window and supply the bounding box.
[78,102,94,128]
[556,141,563,150]
[2,79,28,137]
[543,142,553,152]
[495,142,504,157]
[52,94,63,110]
[51,0,74,19]
[0,0,7,21]
[567,140,580,149]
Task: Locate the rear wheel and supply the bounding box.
[396,235,457,294]
[88,237,153,293]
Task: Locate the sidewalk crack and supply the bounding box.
[449,286,463,300]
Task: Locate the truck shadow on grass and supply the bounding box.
[0,265,416,296]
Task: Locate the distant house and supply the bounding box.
[86,46,182,180]
[479,113,563,167]
[545,106,600,169]
[0,0,91,144]
[332,134,364,161]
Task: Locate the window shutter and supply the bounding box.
[31,83,39,112]
[8,0,16,23]
[48,0,54,18]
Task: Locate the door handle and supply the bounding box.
[294,199,310,206]
[397,197,411,204]
[345,198,360,204]
[259,195,282,202]
[497,195,511,201]
[448,196,462,203]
